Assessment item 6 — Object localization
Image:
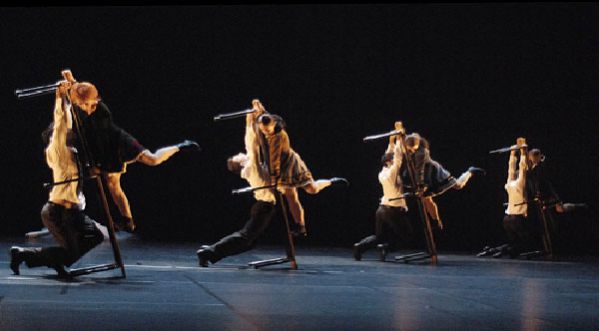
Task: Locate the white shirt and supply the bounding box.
[240,123,276,204]
[504,153,526,216]
[379,142,408,209]
[46,98,85,208]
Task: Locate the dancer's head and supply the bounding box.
[227,152,249,174]
[405,133,429,153]
[257,114,285,136]
[70,82,100,115]
[528,148,545,168]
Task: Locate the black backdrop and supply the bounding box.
[1,5,598,253]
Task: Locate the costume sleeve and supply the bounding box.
[392,142,403,168]
[515,152,527,189]
[389,142,403,181]
[46,97,69,166]
[507,153,517,184]
[244,117,260,166]
[385,140,395,154]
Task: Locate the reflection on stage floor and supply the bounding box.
[1,235,598,331]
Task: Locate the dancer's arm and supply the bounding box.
[385,134,396,154]
[515,147,527,188]
[245,113,260,165]
[250,99,266,137]
[506,148,517,184]
[388,136,403,179]
[46,81,71,166]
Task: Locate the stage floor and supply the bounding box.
[1,234,598,331]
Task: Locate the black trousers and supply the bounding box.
[207,200,276,263]
[23,202,104,269]
[355,205,413,253]
[502,214,532,255]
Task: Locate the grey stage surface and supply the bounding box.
[1,234,598,331]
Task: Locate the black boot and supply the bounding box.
[196,245,215,267]
[467,166,486,176]
[176,140,201,152]
[352,243,363,261]
[376,243,389,262]
[492,244,509,258]
[9,246,25,275]
[476,246,492,257]
[329,177,350,187]
[9,246,39,275]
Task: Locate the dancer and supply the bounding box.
[196,110,276,266]
[68,73,200,232]
[526,148,564,213]
[498,139,533,258]
[353,130,413,261]
[251,99,348,236]
[525,147,566,255]
[9,80,104,277]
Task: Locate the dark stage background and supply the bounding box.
[1,5,598,253]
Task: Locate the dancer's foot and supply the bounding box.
[492,245,509,258]
[376,243,388,262]
[9,246,25,275]
[476,246,492,257]
[114,216,136,233]
[329,177,350,187]
[432,218,444,230]
[290,223,307,237]
[352,243,362,261]
[196,245,214,267]
[176,140,201,152]
[467,166,486,176]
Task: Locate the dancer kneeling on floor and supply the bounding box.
[499,139,534,258]
[9,80,104,277]
[353,131,414,261]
